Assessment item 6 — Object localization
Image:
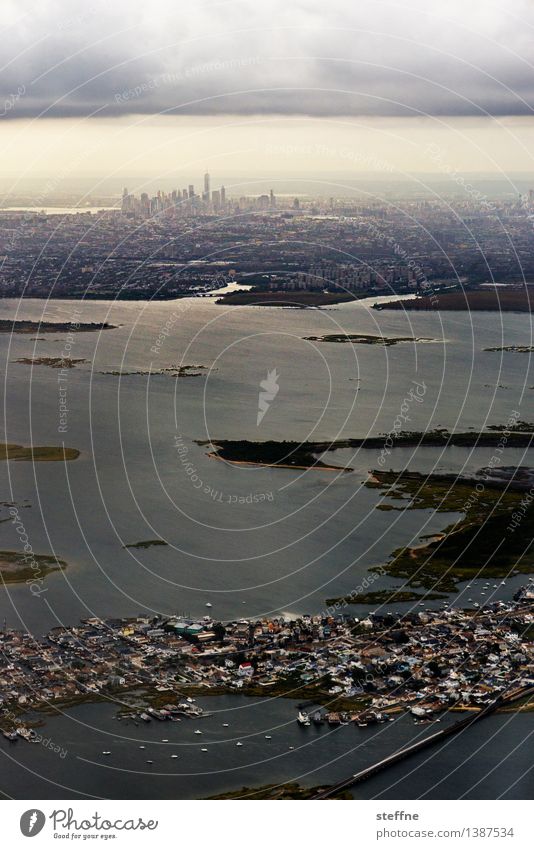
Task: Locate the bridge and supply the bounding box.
[313,684,534,799]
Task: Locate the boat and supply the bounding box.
[16,727,32,741]
[102,751,111,756]
[297,711,310,726]
[171,754,178,759]
[222,723,229,727]
[236,741,243,747]
[161,738,169,742]
[205,602,212,608]
[201,747,208,752]
[265,735,272,739]
[194,729,202,735]
[2,730,17,741]
[312,711,323,725]
[139,745,145,749]
[139,713,151,723]
[146,760,153,764]
[357,720,368,727]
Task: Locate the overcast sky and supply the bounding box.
[2,0,534,179]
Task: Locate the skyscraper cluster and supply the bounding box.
[120,174,277,219]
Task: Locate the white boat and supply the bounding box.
[201,747,208,752]
[265,735,272,739]
[146,760,153,764]
[236,741,243,747]
[194,729,202,735]
[171,754,178,759]
[205,602,212,608]
[222,723,229,727]
[297,711,310,726]
[139,745,145,749]
[102,751,111,756]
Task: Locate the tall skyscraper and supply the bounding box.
[188,184,195,198]
[221,185,226,206]
[203,171,210,201]
[121,187,130,213]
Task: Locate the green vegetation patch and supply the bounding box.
[123,540,168,549]
[325,589,447,606]
[0,444,80,461]
[0,550,66,584]
[368,470,534,592]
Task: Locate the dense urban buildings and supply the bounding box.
[2,178,534,300]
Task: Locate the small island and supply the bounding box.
[0,444,80,461]
[13,357,89,368]
[198,439,352,471]
[100,365,210,377]
[123,540,168,549]
[484,345,534,353]
[0,319,116,333]
[304,333,438,346]
[0,550,67,584]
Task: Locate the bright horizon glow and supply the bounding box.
[3,116,534,187]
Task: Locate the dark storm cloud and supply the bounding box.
[1,0,534,119]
